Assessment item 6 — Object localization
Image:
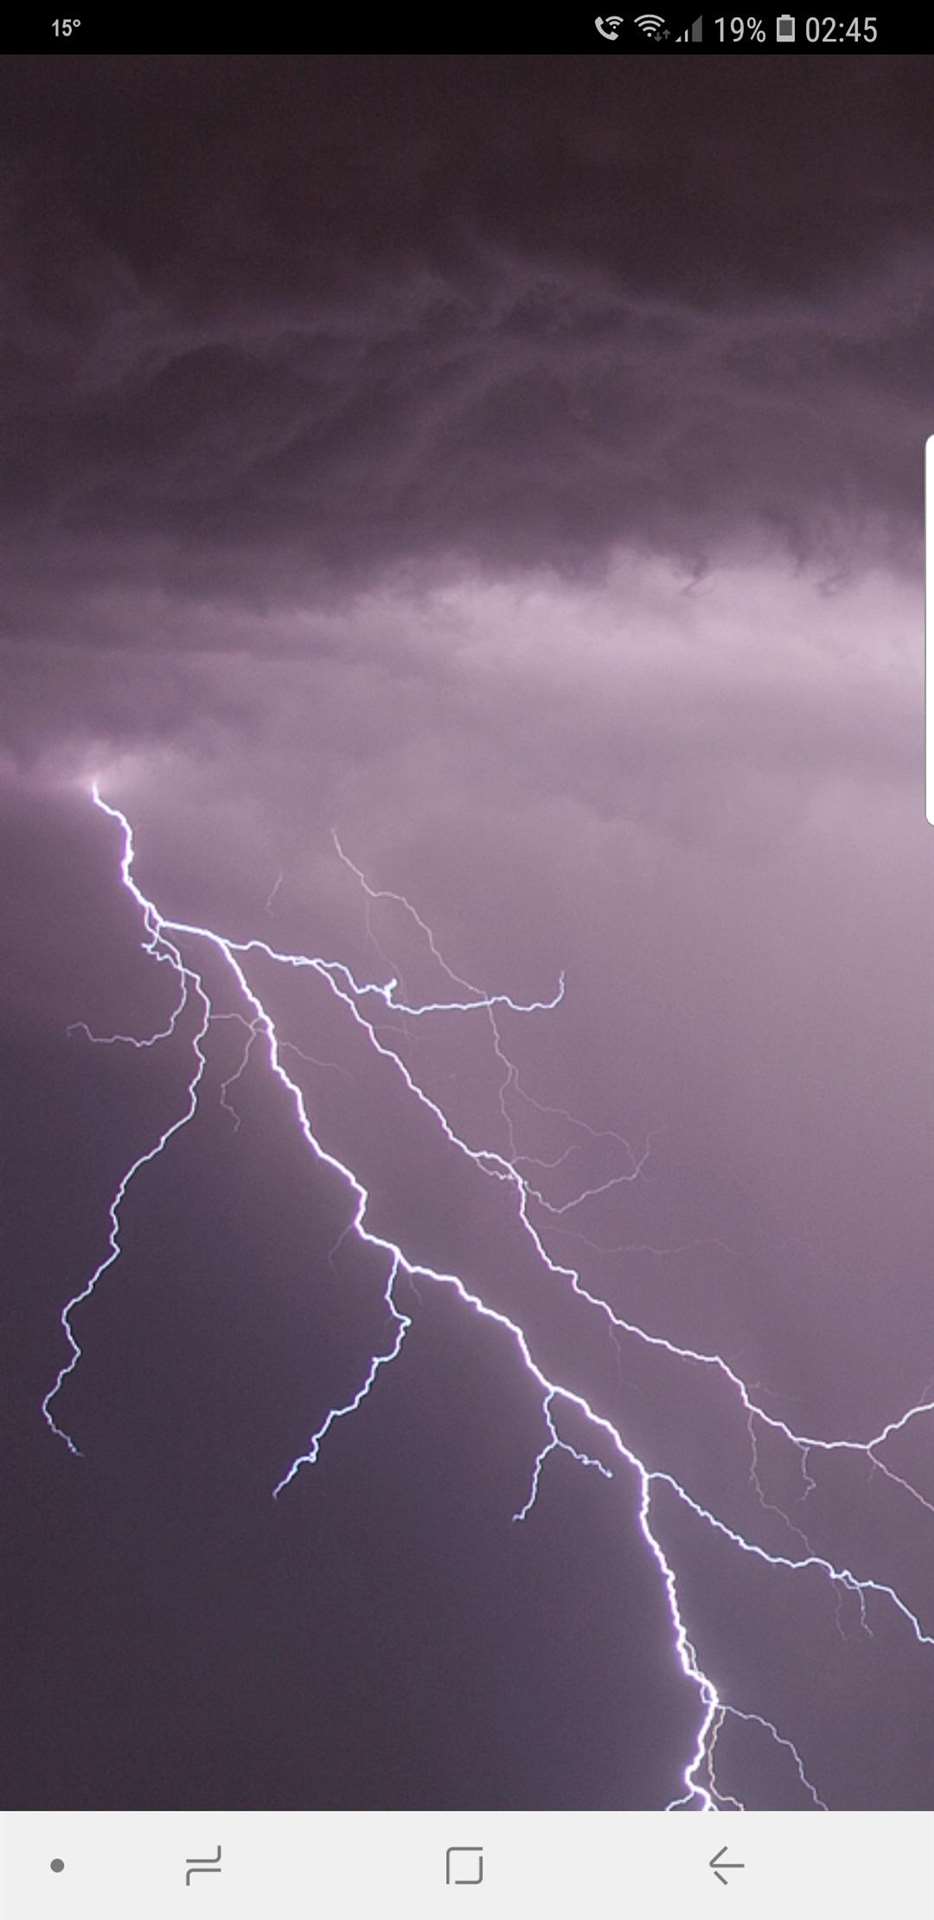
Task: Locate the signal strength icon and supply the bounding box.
[634,12,667,34]
[676,14,704,36]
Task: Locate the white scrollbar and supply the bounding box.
[925,436,934,822]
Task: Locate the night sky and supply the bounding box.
[3,55,934,1813]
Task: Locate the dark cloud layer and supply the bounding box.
[2,57,933,672]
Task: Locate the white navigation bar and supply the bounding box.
[1,1810,931,1920]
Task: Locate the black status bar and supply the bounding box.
[2,11,933,55]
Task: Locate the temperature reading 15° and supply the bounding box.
[53,16,81,32]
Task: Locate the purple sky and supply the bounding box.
[3,55,934,1812]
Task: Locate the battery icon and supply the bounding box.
[776,13,796,37]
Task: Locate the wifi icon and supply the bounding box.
[634,11,667,33]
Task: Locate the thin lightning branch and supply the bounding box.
[723,1709,828,1812]
[279,1040,352,1082]
[272,1252,410,1495]
[524,1136,655,1216]
[218,1016,263,1132]
[866,1451,934,1521]
[45,787,934,1812]
[44,946,211,1455]
[745,1409,817,1559]
[537,1224,744,1263]
[512,1388,614,1522]
[798,1444,817,1505]
[706,1708,745,1811]
[512,1143,583,1173]
[65,908,190,1050]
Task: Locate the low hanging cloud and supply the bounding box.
[1,58,931,695]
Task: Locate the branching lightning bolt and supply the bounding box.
[42,785,934,1812]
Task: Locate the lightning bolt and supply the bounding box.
[42,785,934,1811]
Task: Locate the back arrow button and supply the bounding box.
[709,1843,745,1886]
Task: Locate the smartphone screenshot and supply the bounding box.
[2,20,933,1917]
